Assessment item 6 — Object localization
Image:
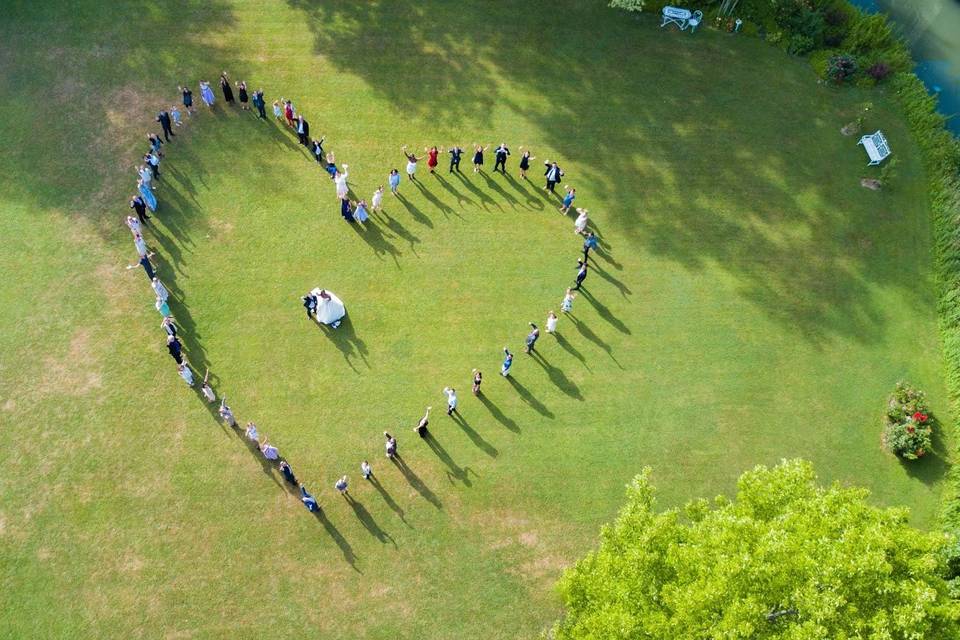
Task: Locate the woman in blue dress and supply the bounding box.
[299,484,319,512]
[138,178,157,212]
[199,81,215,108]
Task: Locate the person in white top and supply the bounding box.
[546,311,559,333]
[126,215,141,236]
[245,421,259,443]
[218,398,237,427]
[133,232,149,258]
[178,362,194,386]
[151,277,168,302]
[361,460,373,480]
[443,387,458,416]
[371,185,384,212]
[200,370,216,403]
[334,165,349,200]
[574,208,589,235]
[259,437,279,460]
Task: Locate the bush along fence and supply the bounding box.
[610,0,960,596]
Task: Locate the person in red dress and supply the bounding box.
[283,99,295,127]
[425,145,441,173]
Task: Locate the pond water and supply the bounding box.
[850,0,960,135]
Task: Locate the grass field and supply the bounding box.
[0,1,952,637]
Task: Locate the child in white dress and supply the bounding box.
[546,311,558,333]
[372,185,384,212]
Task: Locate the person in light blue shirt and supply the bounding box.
[388,169,401,194]
[582,231,598,259]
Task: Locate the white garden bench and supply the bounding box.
[858,130,891,165]
[661,6,689,29]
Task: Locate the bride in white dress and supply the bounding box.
[311,288,346,327]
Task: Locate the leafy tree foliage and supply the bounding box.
[554,460,959,639]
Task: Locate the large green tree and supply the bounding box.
[554,460,959,639]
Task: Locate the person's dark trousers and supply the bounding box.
[161,122,173,141]
[135,209,149,223]
[449,158,459,173]
[547,180,557,192]
[494,158,506,173]
[257,104,266,119]
[574,277,585,290]
[298,132,308,145]
[149,164,159,179]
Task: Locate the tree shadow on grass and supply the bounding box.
[506,375,555,419]
[312,509,360,572]
[284,0,909,347]
[478,393,520,433]
[392,454,442,510]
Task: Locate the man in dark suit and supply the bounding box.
[448,146,463,173]
[296,115,310,146]
[493,143,510,173]
[252,89,267,119]
[544,160,564,193]
[156,110,174,141]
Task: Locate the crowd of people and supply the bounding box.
[123,70,606,517]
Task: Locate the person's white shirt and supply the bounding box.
[445,388,457,409]
[134,235,147,257]
[546,315,558,332]
[361,461,372,477]
[372,190,383,209]
[152,280,168,301]
[201,384,215,403]
[127,216,141,235]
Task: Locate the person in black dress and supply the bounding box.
[518,147,536,179]
[448,145,463,173]
[178,85,194,114]
[167,335,183,364]
[237,81,249,110]
[312,137,325,164]
[220,72,234,104]
[472,144,489,173]
[493,143,510,173]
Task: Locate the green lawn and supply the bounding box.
[0,1,951,637]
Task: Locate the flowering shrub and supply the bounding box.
[827,54,857,83]
[882,382,933,460]
[866,62,892,81]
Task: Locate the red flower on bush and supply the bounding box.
[907,424,915,434]
[913,411,928,423]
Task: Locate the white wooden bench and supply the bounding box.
[858,130,891,165]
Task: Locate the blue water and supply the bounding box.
[850,0,960,135]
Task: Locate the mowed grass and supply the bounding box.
[0,1,952,637]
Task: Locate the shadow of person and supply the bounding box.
[570,313,623,369]
[319,314,369,370]
[349,217,402,267]
[368,474,411,527]
[378,209,422,253]
[477,393,520,432]
[450,412,498,457]
[423,432,471,485]
[530,350,584,400]
[588,262,632,298]
[396,192,434,227]
[505,375,555,418]
[482,172,523,209]
[578,287,631,334]
[414,179,459,217]
[312,509,361,571]
[392,454,442,509]
[345,496,396,547]
[434,172,475,207]
[452,171,499,211]
[503,172,545,210]
[554,332,588,367]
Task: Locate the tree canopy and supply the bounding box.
[554,459,959,639]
